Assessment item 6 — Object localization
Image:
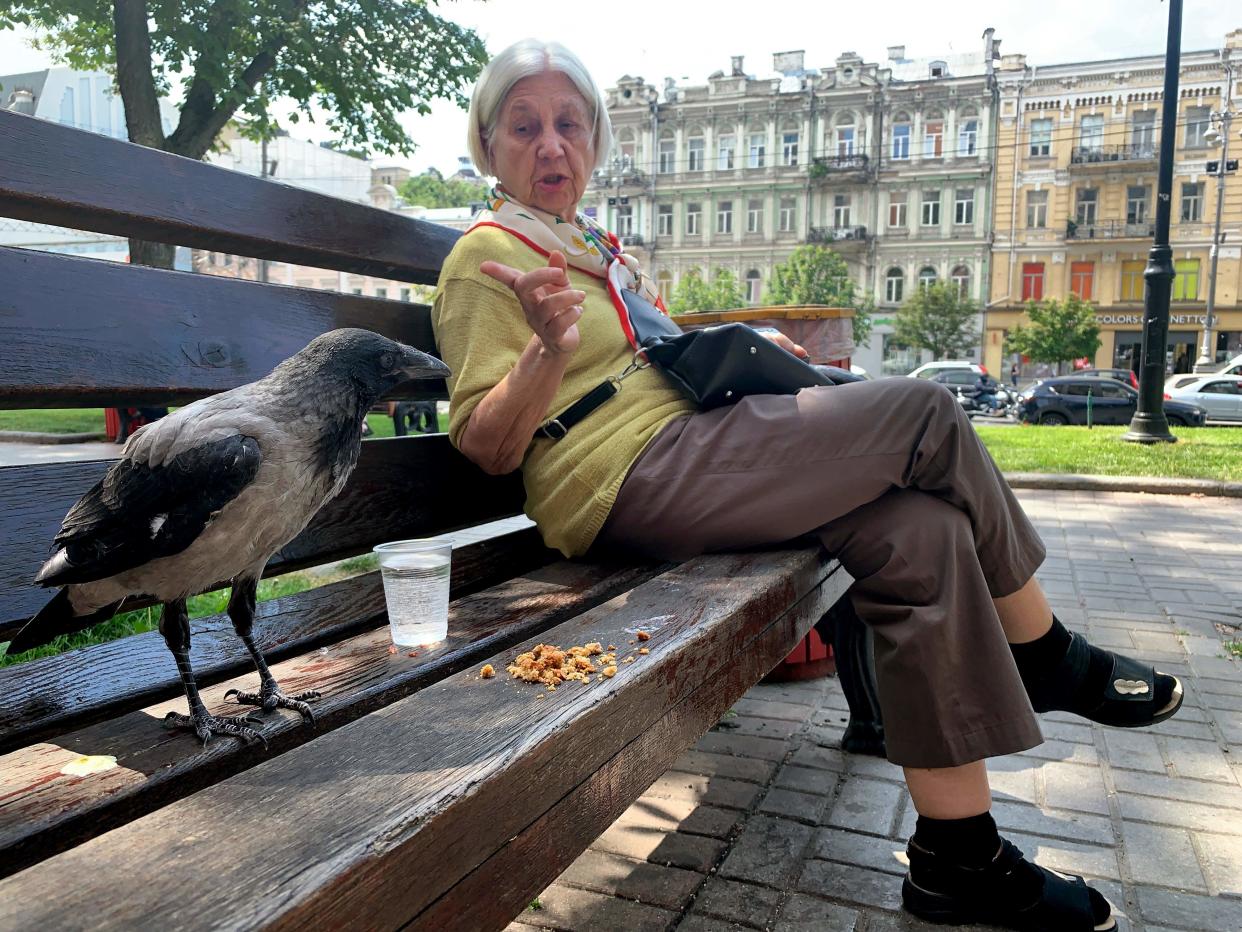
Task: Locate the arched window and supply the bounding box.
[687,128,705,172]
[891,113,911,160]
[746,269,762,304]
[918,266,938,290]
[923,110,944,158]
[835,113,856,157]
[658,131,675,174]
[780,121,800,166]
[747,125,767,168]
[957,107,979,156]
[616,129,638,170]
[950,265,971,298]
[885,267,905,304]
[657,269,673,301]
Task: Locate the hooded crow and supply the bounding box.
[8,329,451,746]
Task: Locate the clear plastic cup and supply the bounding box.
[373,538,452,647]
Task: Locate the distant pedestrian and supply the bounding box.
[1009,363,1019,387]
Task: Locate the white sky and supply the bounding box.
[1,1,1237,175]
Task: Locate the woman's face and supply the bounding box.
[489,71,595,222]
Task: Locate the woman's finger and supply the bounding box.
[534,288,586,323]
[479,260,522,289]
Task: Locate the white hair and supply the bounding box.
[467,39,613,177]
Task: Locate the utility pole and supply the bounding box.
[1124,0,1182,444]
[1193,57,1235,372]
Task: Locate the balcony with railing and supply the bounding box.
[1069,144,1157,169]
[808,225,869,245]
[810,154,870,179]
[1064,219,1156,240]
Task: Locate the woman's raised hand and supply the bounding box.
[480,250,582,355]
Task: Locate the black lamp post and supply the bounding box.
[1123,0,1183,444]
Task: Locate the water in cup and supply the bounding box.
[374,540,452,647]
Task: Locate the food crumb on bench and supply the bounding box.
[480,664,496,679]
[639,647,650,655]
[387,645,398,655]
[622,656,635,664]
[637,630,651,641]
[601,665,618,678]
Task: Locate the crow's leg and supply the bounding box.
[159,599,267,747]
[222,577,320,724]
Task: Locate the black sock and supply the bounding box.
[1009,616,1072,685]
[912,812,1001,868]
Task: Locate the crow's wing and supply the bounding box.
[36,434,262,587]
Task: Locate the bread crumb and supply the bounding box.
[638,647,650,655]
[480,664,496,679]
[637,630,652,641]
[387,645,398,655]
[607,644,616,651]
[622,656,635,664]
[602,665,618,678]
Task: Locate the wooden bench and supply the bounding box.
[0,108,853,930]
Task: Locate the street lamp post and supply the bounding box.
[1193,58,1235,372]
[1124,0,1183,444]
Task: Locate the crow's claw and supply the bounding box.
[162,709,269,749]
[225,685,320,725]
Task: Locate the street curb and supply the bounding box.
[1005,472,1242,498]
[0,431,108,445]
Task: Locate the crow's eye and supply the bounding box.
[380,352,395,370]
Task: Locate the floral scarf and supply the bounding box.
[468,185,666,316]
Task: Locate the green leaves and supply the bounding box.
[667,267,747,315]
[1005,294,1102,371]
[397,171,487,208]
[763,244,872,347]
[893,282,980,360]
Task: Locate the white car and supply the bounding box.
[1165,375,1242,422]
[906,360,986,380]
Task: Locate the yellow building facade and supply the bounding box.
[987,31,1242,377]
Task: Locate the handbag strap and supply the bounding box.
[535,353,650,441]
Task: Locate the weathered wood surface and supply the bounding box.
[0,436,524,636]
[0,548,845,930]
[0,110,460,284]
[0,559,665,879]
[0,246,447,408]
[0,527,552,752]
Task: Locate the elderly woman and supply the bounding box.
[433,39,1181,931]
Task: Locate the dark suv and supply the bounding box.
[1015,377,1206,426]
[1076,367,1139,389]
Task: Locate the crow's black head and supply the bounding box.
[287,328,451,404]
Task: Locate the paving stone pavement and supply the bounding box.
[509,490,1242,932]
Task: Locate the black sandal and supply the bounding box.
[903,837,1115,931]
[1025,630,1183,728]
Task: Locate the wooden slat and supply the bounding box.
[0,110,460,283]
[0,559,665,879]
[0,527,552,752]
[0,246,448,408]
[0,549,846,930]
[0,436,524,635]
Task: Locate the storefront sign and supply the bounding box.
[1096,313,1208,325]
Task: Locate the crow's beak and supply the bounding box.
[399,346,451,381]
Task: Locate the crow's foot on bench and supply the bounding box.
[162,708,268,748]
[225,682,321,724]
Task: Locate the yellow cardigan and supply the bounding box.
[431,226,695,557]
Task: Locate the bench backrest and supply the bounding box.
[0,108,527,642]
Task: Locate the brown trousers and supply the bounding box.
[595,378,1046,768]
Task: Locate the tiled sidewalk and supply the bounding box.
[510,490,1242,932]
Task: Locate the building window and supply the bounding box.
[1173,259,1200,301]
[658,135,675,174]
[352,288,363,295]
[958,118,978,156]
[686,202,701,235]
[1180,182,1203,222]
[657,270,673,302]
[1070,261,1095,300]
[716,200,733,234]
[400,288,412,302]
[921,190,940,226]
[950,265,970,298]
[1029,119,1052,157]
[1131,111,1156,152]
[885,267,905,303]
[923,117,944,158]
[889,193,908,228]
[892,118,911,159]
[1026,190,1048,228]
[1022,262,1045,301]
[929,60,947,78]
[616,205,634,237]
[746,269,762,304]
[1184,106,1211,147]
[1126,185,1149,224]
[717,134,736,170]
[1120,260,1146,301]
[836,122,855,157]
[1075,188,1098,226]
[688,134,705,172]
[954,188,974,225]
[375,287,388,299]
[778,197,796,232]
[747,199,764,233]
[1079,114,1104,153]
[782,131,799,165]
[748,132,766,168]
[918,266,938,291]
[657,204,673,236]
[833,194,851,228]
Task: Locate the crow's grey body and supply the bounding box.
[10,329,450,745]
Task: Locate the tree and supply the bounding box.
[399,169,487,208]
[1,0,487,266]
[764,244,872,348]
[893,282,980,360]
[668,268,747,315]
[1005,294,1102,374]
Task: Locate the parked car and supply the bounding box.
[1014,376,1207,426]
[907,360,986,380]
[1165,375,1242,422]
[1075,367,1139,389]
[1165,372,1205,391]
[1215,354,1242,376]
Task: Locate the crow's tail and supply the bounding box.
[4,589,124,656]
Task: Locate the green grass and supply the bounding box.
[976,425,1242,482]
[0,408,106,434]
[1224,640,1242,660]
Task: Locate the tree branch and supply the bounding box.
[165,47,278,159]
[112,0,165,149]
